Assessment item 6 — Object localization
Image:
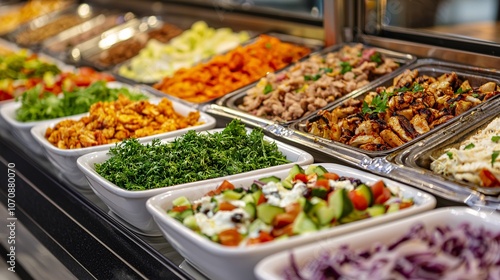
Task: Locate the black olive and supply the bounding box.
[231,213,244,223]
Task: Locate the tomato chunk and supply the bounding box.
[323,172,340,180]
[219,229,242,246]
[371,180,385,198]
[348,190,368,211]
[294,173,308,183]
[171,205,189,212]
[315,179,331,190]
[273,213,295,228]
[479,168,500,187]
[214,180,235,194]
[218,201,236,211]
[257,193,267,205]
[374,187,392,205]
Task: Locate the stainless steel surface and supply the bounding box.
[290,58,500,158]
[41,12,136,63]
[214,43,415,129]
[392,99,500,196]
[6,4,98,49]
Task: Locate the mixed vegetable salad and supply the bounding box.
[167,164,414,247]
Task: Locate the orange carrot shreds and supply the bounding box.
[153,34,311,103]
[45,95,203,149]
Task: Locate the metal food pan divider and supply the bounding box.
[208,43,416,129]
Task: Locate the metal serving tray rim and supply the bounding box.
[215,42,417,129]
[289,58,500,159]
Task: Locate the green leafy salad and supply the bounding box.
[95,120,290,191]
[15,81,147,122]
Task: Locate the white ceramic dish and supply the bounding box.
[31,96,216,187]
[1,81,152,156]
[77,128,315,234]
[145,163,436,280]
[255,206,500,280]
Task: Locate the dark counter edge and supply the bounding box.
[0,135,193,280]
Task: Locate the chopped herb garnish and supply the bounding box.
[394,86,410,93]
[455,87,471,95]
[340,62,352,74]
[446,151,453,159]
[412,83,424,93]
[492,136,500,143]
[265,43,272,49]
[369,52,382,64]
[492,151,499,167]
[263,84,273,94]
[304,74,321,81]
[362,91,392,115]
[320,67,333,73]
[94,120,290,190]
[464,143,475,150]
[304,75,312,81]
[357,52,362,57]
[472,93,480,98]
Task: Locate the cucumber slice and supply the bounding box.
[366,204,386,217]
[314,165,328,177]
[252,190,263,205]
[329,188,354,220]
[339,210,368,224]
[282,179,293,189]
[288,164,305,179]
[173,196,191,207]
[315,205,336,225]
[355,184,374,206]
[311,188,328,199]
[305,165,317,175]
[256,203,285,224]
[223,190,244,200]
[183,215,199,230]
[387,203,400,213]
[241,194,255,204]
[244,202,256,220]
[248,219,267,236]
[259,176,281,184]
[292,212,317,234]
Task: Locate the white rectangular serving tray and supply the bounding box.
[255,206,499,280]
[29,89,216,187]
[77,127,315,234]
[146,163,436,280]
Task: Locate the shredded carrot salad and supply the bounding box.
[153,34,311,103]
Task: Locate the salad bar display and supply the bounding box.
[0,1,499,280]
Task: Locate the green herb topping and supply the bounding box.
[493,151,500,167]
[362,91,392,115]
[263,84,273,94]
[464,143,475,150]
[455,87,471,95]
[492,136,500,143]
[94,120,290,190]
[369,52,382,64]
[340,62,352,74]
[446,151,453,159]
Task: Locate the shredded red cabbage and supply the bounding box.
[284,222,500,280]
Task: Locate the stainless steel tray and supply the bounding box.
[7,3,99,49]
[84,20,185,71]
[208,43,416,128]
[41,12,136,63]
[288,58,500,159]
[68,16,163,68]
[136,32,324,108]
[392,98,500,196]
